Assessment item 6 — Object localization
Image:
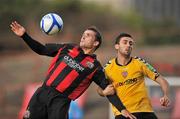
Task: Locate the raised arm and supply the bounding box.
[10,21,57,56]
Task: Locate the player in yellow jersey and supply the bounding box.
[97,33,170,119]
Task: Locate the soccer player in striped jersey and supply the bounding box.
[97,33,171,119]
[10,21,135,119]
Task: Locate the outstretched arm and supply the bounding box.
[97,84,115,97]
[93,68,136,119]
[97,85,136,119]
[10,21,57,56]
[155,75,171,107]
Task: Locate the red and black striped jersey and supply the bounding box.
[44,43,105,100]
[21,33,126,111]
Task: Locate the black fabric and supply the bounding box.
[21,33,63,57]
[24,86,71,119]
[93,67,126,111]
[115,112,158,119]
[44,44,101,99]
[21,32,127,116]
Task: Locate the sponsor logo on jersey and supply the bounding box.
[115,78,139,88]
[64,55,85,72]
[23,109,30,118]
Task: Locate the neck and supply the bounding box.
[117,52,131,65]
[82,48,94,54]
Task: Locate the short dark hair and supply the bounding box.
[87,26,102,51]
[115,33,132,44]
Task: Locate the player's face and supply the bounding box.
[80,30,98,50]
[115,37,134,57]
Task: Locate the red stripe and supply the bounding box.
[56,70,79,92]
[68,78,91,100]
[46,48,63,75]
[68,47,79,58]
[46,62,67,86]
[68,69,97,100]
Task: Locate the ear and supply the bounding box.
[114,44,119,50]
[93,41,99,47]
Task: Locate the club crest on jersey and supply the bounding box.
[122,71,128,78]
[86,61,94,69]
[23,109,30,118]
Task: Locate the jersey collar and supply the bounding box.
[77,45,97,59]
[115,57,132,66]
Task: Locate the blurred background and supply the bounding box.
[0,0,180,119]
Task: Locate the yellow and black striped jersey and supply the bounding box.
[104,57,159,116]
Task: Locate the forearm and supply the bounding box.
[161,79,169,96]
[156,76,169,96]
[106,95,126,111]
[97,87,105,97]
[21,33,49,55]
[93,70,126,111]
[97,82,126,111]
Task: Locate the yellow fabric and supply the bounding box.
[104,57,159,116]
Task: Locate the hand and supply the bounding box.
[103,84,115,96]
[121,109,137,119]
[10,21,26,37]
[160,95,170,107]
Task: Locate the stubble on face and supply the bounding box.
[80,30,96,49]
[118,37,134,57]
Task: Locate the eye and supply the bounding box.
[122,40,127,44]
[129,41,134,46]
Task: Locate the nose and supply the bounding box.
[126,42,130,47]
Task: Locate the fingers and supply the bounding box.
[108,85,115,94]
[10,21,18,32]
[107,84,114,87]
[10,21,25,36]
[126,114,137,119]
[132,114,137,119]
[103,84,115,96]
[121,109,137,119]
[160,97,170,107]
[10,21,19,30]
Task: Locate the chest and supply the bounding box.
[55,48,96,73]
[106,62,143,82]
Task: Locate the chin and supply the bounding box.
[79,43,84,47]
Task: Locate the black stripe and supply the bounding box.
[44,54,64,83]
[50,46,86,89]
[63,60,99,96]
[50,65,73,87]
[44,45,72,84]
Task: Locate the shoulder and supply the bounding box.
[63,43,78,48]
[67,43,78,47]
[134,56,158,72]
[133,56,149,65]
[104,58,115,69]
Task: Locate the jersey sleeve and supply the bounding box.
[103,60,113,82]
[140,58,160,80]
[44,43,65,57]
[93,66,126,111]
[21,33,64,57]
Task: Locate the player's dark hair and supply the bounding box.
[87,26,102,51]
[115,33,132,44]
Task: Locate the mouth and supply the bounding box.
[125,49,130,52]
